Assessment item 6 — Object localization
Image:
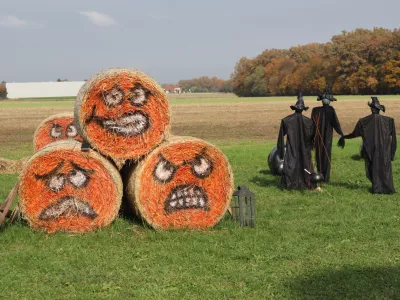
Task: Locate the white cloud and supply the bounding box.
[79,11,116,27]
[0,15,27,28]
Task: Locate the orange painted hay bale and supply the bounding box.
[125,136,234,230]
[19,140,122,233]
[33,113,83,151]
[74,68,170,165]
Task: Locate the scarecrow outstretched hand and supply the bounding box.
[337,135,345,148]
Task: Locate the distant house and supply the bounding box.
[162,84,181,94]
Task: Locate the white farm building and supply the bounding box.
[6,81,85,99]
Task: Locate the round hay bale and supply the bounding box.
[19,140,122,233]
[74,68,170,165]
[125,136,234,230]
[33,113,83,151]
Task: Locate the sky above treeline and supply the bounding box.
[1,0,399,84]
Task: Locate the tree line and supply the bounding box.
[178,76,233,93]
[231,27,400,97]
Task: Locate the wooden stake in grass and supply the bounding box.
[33,113,83,151]
[19,140,122,233]
[124,136,234,230]
[74,68,170,166]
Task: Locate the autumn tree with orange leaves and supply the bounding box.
[231,27,400,96]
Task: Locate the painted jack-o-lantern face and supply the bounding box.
[129,139,233,230]
[33,113,83,151]
[76,69,170,160]
[19,142,122,233]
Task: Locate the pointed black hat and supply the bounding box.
[317,87,337,102]
[290,92,309,111]
[368,96,385,112]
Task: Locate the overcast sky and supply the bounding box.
[1,0,399,83]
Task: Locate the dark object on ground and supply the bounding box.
[277,94,316,190]
[268,146,286,176]
[231,186,256,227]
[339,97,397,194]
[310,172,324,183]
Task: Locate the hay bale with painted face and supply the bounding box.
[19,140,122,233]
[74,68,170,166]
[125,136,234,230]
[33,113,83,151]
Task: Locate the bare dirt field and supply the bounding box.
[0,98,399,150]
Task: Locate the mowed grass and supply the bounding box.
[1,94,399,108]
[1,139,399,299]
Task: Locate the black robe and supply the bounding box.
[277,112,315,190]
[341,112,397,194]
[311,105,343,182]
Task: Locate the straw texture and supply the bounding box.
[19,140,122,233]
[33,113,83,151]
[75,68,170,166]
[125,136,234,230]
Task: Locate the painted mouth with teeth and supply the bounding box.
[39,196,98,220]
[164,184,209,213]
[89,110,150,137]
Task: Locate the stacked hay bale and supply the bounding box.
[17,67,233,232]
[19,140,122,233]
[74,68,170,167]
[33,113,83,151]
[124,136,234,230]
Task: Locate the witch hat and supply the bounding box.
[317,86,337,102]
[290,92,309,111]
[368,96,385,112]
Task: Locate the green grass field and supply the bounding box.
[1,94,399,108]
[1,139,399,299]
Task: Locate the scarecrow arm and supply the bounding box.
[338,120,362,148]
[277,120,286,158]
[332,108,344,136]
[391,118,397,161]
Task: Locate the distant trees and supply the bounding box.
[0,81,7,99]
[231,27,400,96]
[178,76,232,93]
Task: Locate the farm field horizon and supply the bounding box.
[0,94,399,299]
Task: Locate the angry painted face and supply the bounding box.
[33,113,83,151]
[19,143,122,233]
[131,139,233,229]
[76,69,170,160]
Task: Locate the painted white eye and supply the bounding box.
[103,87,124,106]
[69,169,89,188]
[192,156,213,178]
[129,87,148,107]
[48,174,66,192]
[50,124,63,139]
[66,124,78,138]
[153,156,177,183]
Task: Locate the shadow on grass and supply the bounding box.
[288,266,400,299]
[250,175,280,188]
[259,169,273,175]
[351,154,363,161]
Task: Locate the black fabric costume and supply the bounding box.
[311,104,343,182]
[339,97,397,194]
[277,95,316,190]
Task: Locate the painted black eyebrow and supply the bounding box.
[182,148,208,165]
[69,161,95,175]
[34,160,65,180]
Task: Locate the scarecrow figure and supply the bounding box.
[339,97,397,194]
[277,93,316,190]
[311,89,344,182]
